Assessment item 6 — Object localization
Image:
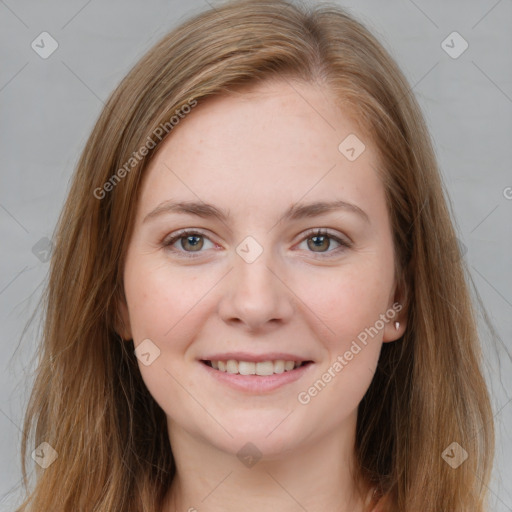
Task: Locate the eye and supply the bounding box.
[162,228,351,259]
[163,229,216,257]
[297,228,351,257]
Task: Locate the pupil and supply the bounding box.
[310,235,328,251]
[184,235,202,250]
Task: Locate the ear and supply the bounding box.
[114,291,133,341]
[382,277,408,343]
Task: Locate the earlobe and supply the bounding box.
[383,315,405,343]
[382,276,408,343]
[382,288,407,343]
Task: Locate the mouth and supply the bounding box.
[200,359,314,376]
[198,357,314,393]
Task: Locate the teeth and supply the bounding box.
[208,359,304,375]
[226,360,238,374]
[273,360,285,374]
[256,361,274,376]
[239,361,256,375]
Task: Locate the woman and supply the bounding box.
[16,1,495,510]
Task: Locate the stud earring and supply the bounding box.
[394,321,400,331]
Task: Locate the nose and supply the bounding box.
[217,248,295,333]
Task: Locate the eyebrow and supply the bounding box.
[143,199,370,225]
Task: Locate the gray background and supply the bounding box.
[1,0,511,510]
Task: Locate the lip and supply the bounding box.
[199,359,315,393]
[200,352,312,363]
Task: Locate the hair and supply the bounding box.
[15,0,496,510]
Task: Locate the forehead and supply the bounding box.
[137,79,385,225]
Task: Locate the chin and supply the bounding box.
[207,414,310,459]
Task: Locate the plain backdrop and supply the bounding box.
[1,0,511,510]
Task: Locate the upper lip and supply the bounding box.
[200,352,314,363]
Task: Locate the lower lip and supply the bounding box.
[199,361,314,393]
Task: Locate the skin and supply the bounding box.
[118,78,406,512]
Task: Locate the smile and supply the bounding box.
[199,359,314,393]
[202,359,311,375]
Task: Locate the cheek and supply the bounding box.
[293,253,393,404]
[295,265,390,415]
[123,256,211,342]
[122,257,208,417]
[298,257,394,343]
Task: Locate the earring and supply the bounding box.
[394,321,400,331]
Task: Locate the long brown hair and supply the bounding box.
[16,1,495,510]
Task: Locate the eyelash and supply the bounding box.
[162,228,351,259]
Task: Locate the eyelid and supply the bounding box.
[162,227,210,244]
[298,227,352,246]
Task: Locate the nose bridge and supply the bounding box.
[234,235,283,302]
[217,234,294,328]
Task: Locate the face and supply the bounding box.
[118,79,405,458]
